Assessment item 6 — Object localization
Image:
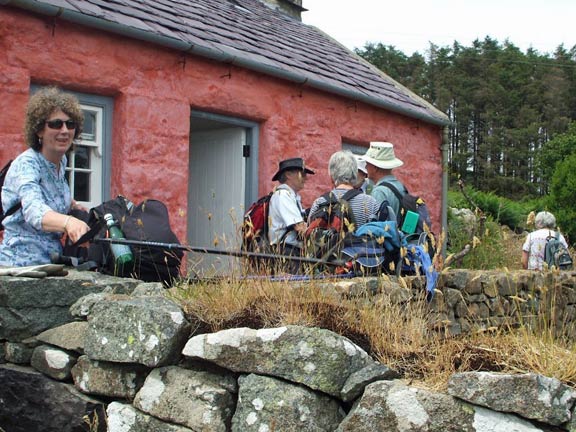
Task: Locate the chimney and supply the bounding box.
[257,0,307,21]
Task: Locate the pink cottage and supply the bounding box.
[0,0,449,267]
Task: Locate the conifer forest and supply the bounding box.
[357,38,576,238]
[358,38,576,199]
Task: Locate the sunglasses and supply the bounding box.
[45,119,77,130]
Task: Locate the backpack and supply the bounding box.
[379,181,433,235]
[64,196,183,285]
[242,192,273,253]
[544,231,573,270]
[340,220,402,275]
[0,160,21,231]
[305,189,362,261]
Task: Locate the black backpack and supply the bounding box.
[0,160,21,231]
[304,189,361,261]
[544,231,573,270]
[64,196,183,285]
[379,181,433,235]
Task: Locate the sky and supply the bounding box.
[301,0,576,56]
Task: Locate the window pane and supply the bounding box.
[74,172,90,202]
[343,142,368,155]
[74,146,90,169]
[81,110,97,141]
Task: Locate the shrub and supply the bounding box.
[447,215,521,270]
[448,186,528,231]
[549,152,576,243]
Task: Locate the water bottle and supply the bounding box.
[103,213,134,267]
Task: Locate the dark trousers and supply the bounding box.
[274,243,303,274]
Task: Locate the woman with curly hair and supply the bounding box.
[0,87,90,266]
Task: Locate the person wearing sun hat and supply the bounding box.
[363,141,407,216]
[268,157,314,272]
[353,154,371,193]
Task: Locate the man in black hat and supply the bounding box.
[268,157,314,272]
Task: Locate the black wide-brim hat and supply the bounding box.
[272,157,315,181]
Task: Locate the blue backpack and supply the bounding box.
[340,221,402,274]
[544,231,573,270]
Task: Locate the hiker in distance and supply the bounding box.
[268,157,314,273]
[0,87,90,267]
[308,150,379,227]
[522,211,569,270]
[363,141,407,215]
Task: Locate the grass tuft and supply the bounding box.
[170,263,576,391]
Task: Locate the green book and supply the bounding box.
[401,210,419,234]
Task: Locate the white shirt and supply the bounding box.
[522,228,569,270]
[268,184,304,247]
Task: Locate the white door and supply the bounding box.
[188,128,246,276]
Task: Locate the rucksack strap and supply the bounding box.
[378,181,405,202]
[278,224,295,244]
[2,202,22,220]
[321,188,362,205]
[72,218,105,247]
[340,188,363,202]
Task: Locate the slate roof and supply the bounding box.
[5,0,449,125]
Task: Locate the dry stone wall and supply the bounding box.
[1,269,576,431]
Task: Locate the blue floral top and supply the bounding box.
[0,149,71,267]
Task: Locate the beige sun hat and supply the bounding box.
[363,142,404,169]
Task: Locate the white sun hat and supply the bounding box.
[363,142,404,169]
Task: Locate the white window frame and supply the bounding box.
[66,104,104,209]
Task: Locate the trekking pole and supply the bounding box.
[94,238,347,268]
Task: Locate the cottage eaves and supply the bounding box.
[1,0,450,126]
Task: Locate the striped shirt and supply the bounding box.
[307,188,379,229]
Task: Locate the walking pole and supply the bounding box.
[94,237,347,268]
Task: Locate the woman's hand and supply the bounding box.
[71,200,89,212]
[42,210,90,242]
[63,216,90,243]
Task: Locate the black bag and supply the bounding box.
[379,181,433,235]
[0,160,21,231]
[64,196,183,285]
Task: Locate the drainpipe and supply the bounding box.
[2,0,450,127]
[441,126,450,256]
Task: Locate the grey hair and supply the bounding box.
[535,211,556,229]
[329,151,358,186]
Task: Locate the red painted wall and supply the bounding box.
[0,7,444,243]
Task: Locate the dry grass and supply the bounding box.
[168,221,576,390]
[170,264,576,391]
